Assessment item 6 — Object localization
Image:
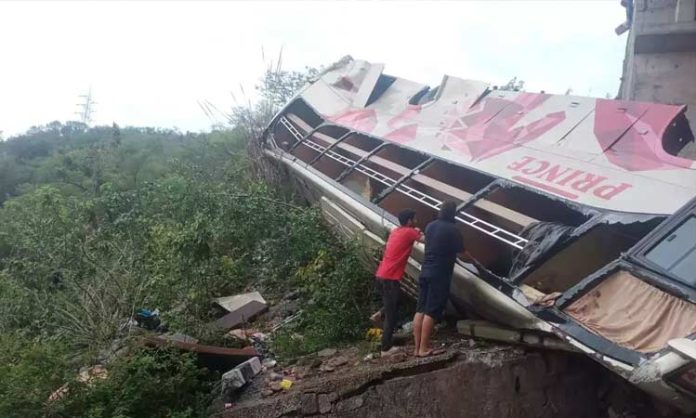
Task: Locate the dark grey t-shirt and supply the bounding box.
[420,219,464,279]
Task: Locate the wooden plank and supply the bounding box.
[145,336,258,357]
[144,336,258,371]
[412,173,473,201]
[471,200,537,229]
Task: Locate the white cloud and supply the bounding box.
[0,0,628,137]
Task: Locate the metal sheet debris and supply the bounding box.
[215,291,267,312]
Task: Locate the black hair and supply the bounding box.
[439,201,457,222]
[397,208,417,226]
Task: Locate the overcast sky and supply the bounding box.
[0,1,628,138]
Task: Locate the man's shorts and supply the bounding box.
[415,275,451,321]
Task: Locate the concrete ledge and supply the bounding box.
[635,30,696,54]
[456,319,574,352]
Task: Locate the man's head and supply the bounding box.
[439,201,457,222]
[398,208,417,227]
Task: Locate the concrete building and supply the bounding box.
[619,0,696,138]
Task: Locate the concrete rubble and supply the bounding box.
[222,357,263,402]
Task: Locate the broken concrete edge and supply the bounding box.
[227,347,650,418]
[317,347,338,357]
[456,319,576,352]
[224,351,460,416]
[222,357,263,401]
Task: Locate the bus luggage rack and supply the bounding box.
[277,116,528,250]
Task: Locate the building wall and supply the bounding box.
[620,0,696,125]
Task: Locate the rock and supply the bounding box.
[335,395,364,412]
[300,393,318,415]
[262,358,277,369]
[387,352,408,363]
[221,357,262,401]
[269,372,283,381]
[363,353,376,361]
[269,382,283,392]
[320,364,335,373]
[318,393,337,414]
[261,389,275,398]
[328,356,348,367]
[291,366,309,379]
[400,321,414,333]
[309,358,323,369]
[318,348,337,357]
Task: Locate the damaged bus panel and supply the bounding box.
[260,57,696,412]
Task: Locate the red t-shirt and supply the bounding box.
[375,226,421,280]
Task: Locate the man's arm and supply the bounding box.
[414,227,425,243]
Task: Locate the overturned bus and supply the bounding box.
[260,57,696,411]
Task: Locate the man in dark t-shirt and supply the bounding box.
[413,201,465,357]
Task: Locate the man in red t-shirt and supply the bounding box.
[374,208,424,356]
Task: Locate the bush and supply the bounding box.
[59,349,216,418]
[273,243,378,359]
[0,65,379,415]
[0,334,72,418]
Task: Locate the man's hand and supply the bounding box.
[459,250,474,262]
[412,227,425,243]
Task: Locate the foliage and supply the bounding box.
[0,333,72,418]
[0,62,374,416]
[499,76,525,92]
[0,333,216,418]
[273,244,377,360]
[257,65,320,109]
[60,349,216,418]
[229,64,320,147]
